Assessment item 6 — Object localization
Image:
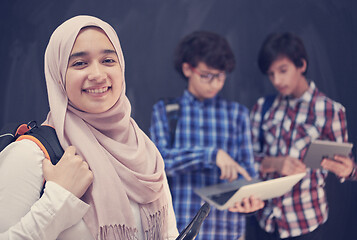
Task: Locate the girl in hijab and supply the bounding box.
[0,15,179,240]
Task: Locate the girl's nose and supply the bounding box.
[88,62,107,82]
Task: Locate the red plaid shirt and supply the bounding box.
[250,81,348,238]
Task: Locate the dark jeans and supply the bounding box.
[245,215,324,240]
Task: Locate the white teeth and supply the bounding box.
[86,87,109,94]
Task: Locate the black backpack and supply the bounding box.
[163,98,181,147]
[0,120,64,195]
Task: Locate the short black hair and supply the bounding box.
[174,31,235,80]
[258,32,308,75]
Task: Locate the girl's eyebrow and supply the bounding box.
[69,51,87,61]
[103,49,117,55]
[69,49,117,61]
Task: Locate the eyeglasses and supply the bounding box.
[190,66,226,84]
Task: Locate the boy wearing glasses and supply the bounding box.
[150,31,263,240]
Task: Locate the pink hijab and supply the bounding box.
[44,15,168,239]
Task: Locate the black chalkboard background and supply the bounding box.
[1,0,356,238]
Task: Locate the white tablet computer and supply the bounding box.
[194,172,306,210]
[304,140,353,169]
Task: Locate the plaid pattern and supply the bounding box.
[250,81,348,238]
[150,90,255,240]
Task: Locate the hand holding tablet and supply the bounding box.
[194,172,306,210]
[304,140,353,169]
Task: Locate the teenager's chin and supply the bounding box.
[81,104,114,114]
[278,90,291,96]
[206,92,218,99]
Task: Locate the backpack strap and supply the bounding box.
[13,121,64,196]
[1,121,63,196]
[258,95,276,152]
[16,121,64,165]
[163,98,181,147]
[0,122,27,151]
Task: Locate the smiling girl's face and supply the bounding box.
[65,27,123,113]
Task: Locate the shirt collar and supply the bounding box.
[183,90,217,106]
[284,81,316,106]
[299,80,315,103]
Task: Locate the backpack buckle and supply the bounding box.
[27,121,38,130]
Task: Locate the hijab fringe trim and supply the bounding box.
[99,205,168,240]
[99,225,138,240]
[144,204,168,240]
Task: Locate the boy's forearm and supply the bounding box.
[260,156,281,174]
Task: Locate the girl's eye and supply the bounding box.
[103,58,116,64]
[72,61,87,67]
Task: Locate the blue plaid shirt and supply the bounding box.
[150,90,256,240]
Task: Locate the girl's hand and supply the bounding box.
[42,146,93,198]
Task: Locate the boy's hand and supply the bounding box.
[321,155,354,178]
[228,196,265,213]
[216,149,252,182]
[277,156,306,176]
[42,146,93,198]
[261,156,306,176]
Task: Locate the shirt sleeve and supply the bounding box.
[234,105,256,178]
[149,100,217,176]
[321,101,355,182]
[249,97,266,165]
[331,106,357,182]
[0,140,89,240]
[324,103,348,143]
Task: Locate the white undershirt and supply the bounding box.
[0,139,178,239]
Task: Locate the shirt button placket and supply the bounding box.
[198,103,204,146]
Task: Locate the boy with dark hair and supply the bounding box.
[150,31,264,240]
[248,32,354,240]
